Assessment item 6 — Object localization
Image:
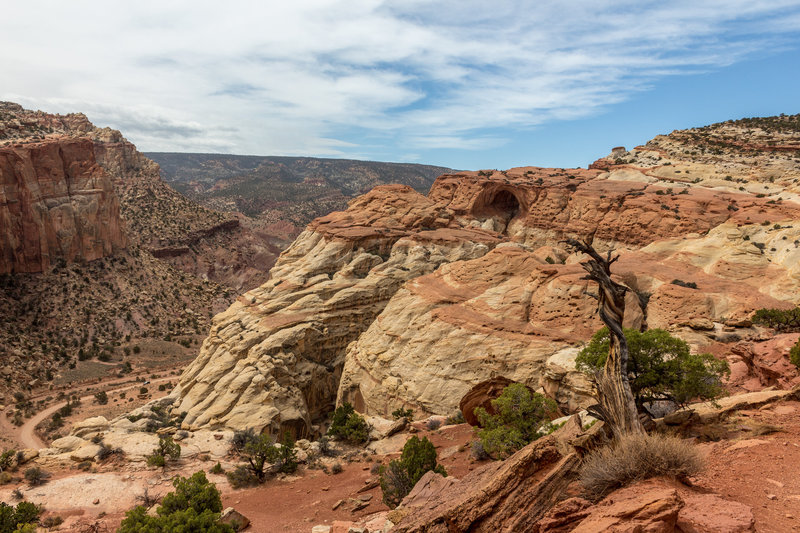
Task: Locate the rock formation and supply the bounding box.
[172,185,500,436]
[0,138,127,274]
[158,116,800,438]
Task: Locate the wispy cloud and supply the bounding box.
[1,0,799,160]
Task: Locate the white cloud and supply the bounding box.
[1,0,799,158]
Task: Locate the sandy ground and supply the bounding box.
[5,401,800,531]
[693,399,800,533]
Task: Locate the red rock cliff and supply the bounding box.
[0,137,127,274]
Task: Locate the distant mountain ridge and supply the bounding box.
[145,152,453,226]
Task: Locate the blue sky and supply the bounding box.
[2,1,800,170]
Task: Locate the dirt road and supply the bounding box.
[1,374,178,450]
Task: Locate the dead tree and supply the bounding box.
[564,239,644,438]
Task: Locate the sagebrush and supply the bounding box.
[580,433,703,499]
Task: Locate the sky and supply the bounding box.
[2,1,800,170]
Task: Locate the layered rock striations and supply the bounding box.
[0,101,281,290]
[172,185,500,435]
[163,116,800,436]
[0,138,127,274]
[51,113,777,439]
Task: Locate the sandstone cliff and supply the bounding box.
[0,138,127,274]
[172,185,500,436]
[161,115,800,436]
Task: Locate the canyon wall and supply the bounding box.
[166,146,800,436]
[0,138,127,274]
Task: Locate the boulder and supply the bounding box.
[677,492,755,532]
[49,436,87,453]
[72,416,110,438]
[220,507,250,531]
[569,481,683,532]
[70,444,101,462]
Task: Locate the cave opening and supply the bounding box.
[489,190,521,218]
[472,188,522,234]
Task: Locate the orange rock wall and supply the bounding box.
[0,138,127,273]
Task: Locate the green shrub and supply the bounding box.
[380,436,446,508]
[94,391,108,405]
[0,450,15,473]
[225,465,259,489]
[391,407,414,421]
[474,383,557,459]
[230,428,257,453]
[230,431,296,483]
[275,432,298,474]
[0,501,41,533]
[147,436,180,468]
[24,467,48,486]
[328,403,369,444]
[790,339,800,368]
[576,327,729,410]
[118,471,233,533]
[752,307,800,332]
[580,433,703,500]
[210,462,224,475]
[445,411,465,425]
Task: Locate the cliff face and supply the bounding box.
[173,185,500,436]
[163,115,800,436]
[0,138,127,274]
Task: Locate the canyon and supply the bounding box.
[154,114,800,443]
[3,108,800,531]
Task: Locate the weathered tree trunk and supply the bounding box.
[564,239,644,438]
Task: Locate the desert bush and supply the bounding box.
[580,433,703,500]
[576,327,729,411]
[147,435,180,468]
[470,440,489,461]
[0,501,42,532]
[445,411,466,425]
[230,428,258,453]
[210,462,224,475]
[24,467,49,486]
[475,383,557,459]
[40,515,63,528]
[274,432,298,474]
[391,407,414,421]
[0,450,15,473]
[328,403,369,444]
[426,419,442,431]
[97,443,123,461]
[94,391,108,405]
[752,307,800,331]
[331,462,343,474]
[119,471,232,533]
[380,436,446,508]
[318,435,333,456]
[226,465,259,489]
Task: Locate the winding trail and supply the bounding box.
[1,374,178,450]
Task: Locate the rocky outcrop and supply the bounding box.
[156,134,800,431]
[170,185,501,436]
[0,138,127,274]
[535,479,755,533]
[392,415,602,532]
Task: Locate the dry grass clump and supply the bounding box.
[580,432,703,500]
